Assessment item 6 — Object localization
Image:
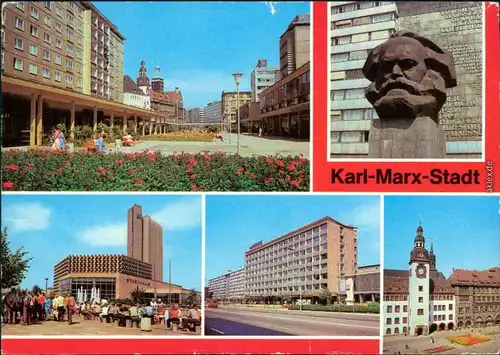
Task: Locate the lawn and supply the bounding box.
[2,149,310,192]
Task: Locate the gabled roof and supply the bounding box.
[123,75,144,95]
[449,267,500,286]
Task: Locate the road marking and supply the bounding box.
[210,328,225,335]
[210,310,378,330]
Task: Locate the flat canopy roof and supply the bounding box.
[2,74,163,118]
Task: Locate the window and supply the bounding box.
[372,12,394,23]
[345,69,364,80]
[16,2,25,11]
[65,75,73,84]
[29,44,38,56]
[403,317,407,323]
[449,314,453,320]
[332,35,351,46]
[28,63,37,75]
[434,315,437,321]
[394,317,400,324]
[43,49,50,61]
[45,2,52,9]
[434,305,437,311]
[331,52,349,63]
[76,64,82,73]
[386,318,392,325]
[349,50,368,61]
[419,286,424,292]
[54,71,61,82]
[30,6,39,19]
[55,6,62,18]
[65,59,73,70]
[77,21,83,32]
[55,55,61,65]
[30,25,39,37]
[395,305,400,313]
[418,297,424,303]
[345,88,365,100]
[66,43,74,55]
[55,38,62,48]
[14,37,23,50]
[15,17,25,31]
[449,304,453,310]
[55,22,62,33]
[67,14,74,25]
[44,32,51,44]
[417,309,424,315]
[13,57,23,71]
[386,328,391,335]
[76,78,83,88]
[44,15,51,27]
[67,29,74,40]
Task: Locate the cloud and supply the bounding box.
[2,203,52,232]
[79,224,127,247]
[340,201,381,232]
[151,196,202,231]
[77,197,201,246]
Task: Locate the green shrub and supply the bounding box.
[2,150,310,192]
[287,304,380,314]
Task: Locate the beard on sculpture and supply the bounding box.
[365,69,447,121]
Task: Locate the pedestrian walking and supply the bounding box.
[64,294,75,325]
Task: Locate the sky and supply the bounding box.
[205,195,381,282]
[92,1,310,109]
[1,194,202,291]
[384,195,500,278]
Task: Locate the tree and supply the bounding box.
[186,289,197,305]
[130,286,145,303]
[32,284,42,295]
[0,227,32,289]
[318,287,333,305]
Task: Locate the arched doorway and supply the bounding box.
[403,326,407,334]
[457,321,464,329]
[465,320,472,328]
[439,323,446,331]
[475,317,483,327]
[429,323,438,334]
[416,327,424,336]
[485,316,493,327]
[386,328,391,335]
[495,316,500,325]
[394,327,399,334]
[447,322,454,330]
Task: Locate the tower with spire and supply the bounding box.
[408,223,431,336]
[136,60,150,95]
[151,65,164,93]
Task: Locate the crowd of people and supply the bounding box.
[2,288,201,332]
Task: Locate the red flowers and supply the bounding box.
[134,179,143,185]
[188,158,197,166]
[203,155,211,161]
[236,167,244,175]
[3,181,14,190]
[115,160,123,166]
[56,169,63,175]
[287,163,295,172]
[97,167,106,176]
[6,164,19,171]
[264,177,273,185]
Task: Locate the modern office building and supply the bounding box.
[1,1,159,147]
[221,91,252,127]
[245,216,358,302]
[259,61,310,139]
[127,204,163,282]
[207,268,246,301]
[279,14,310,79]
[383,224,500,337]
[82,2,125,102]
[186,108,204,123]
[329,1,483,158]
[250,59,280,102]
[203,100,222,124]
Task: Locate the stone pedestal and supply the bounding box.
[368,116,446,159]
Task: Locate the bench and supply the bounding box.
[182,318,201,332]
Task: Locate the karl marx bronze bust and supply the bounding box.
[362,31,457,159]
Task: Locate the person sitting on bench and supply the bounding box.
[166,304,181,329]
[129,303,140,327]
[182,305,200,331]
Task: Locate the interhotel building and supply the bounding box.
[245,217,358,302]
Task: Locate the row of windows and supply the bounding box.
[331,50,368,63]
[386,303,453,314]
[331,12,396,31]
[386,313,453,325]
[331,29,395,47]
[331,131,369,144]
[12,57,82,87]
[331,69,365,81]
[331,108,377,122]
[16,1,84,21]
[330,1,394,15]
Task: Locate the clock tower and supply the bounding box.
[408,224,430,336]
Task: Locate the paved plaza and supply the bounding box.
[383,326,500,354]
[2,317,200,336]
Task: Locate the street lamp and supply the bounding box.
[45,277,48,294]
[287,246,303,311]
[232,72,243,155]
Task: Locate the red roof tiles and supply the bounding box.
[449,267,500,286]
[123,75,144,95]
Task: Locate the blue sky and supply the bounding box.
[384,195,500,277]
[205,195,381,282]
[93,1,310,108]
[1,195,202,291]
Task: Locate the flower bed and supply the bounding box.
[422,345,454,353]
[287,304,380,314]
[446,333,491,346]
[142,131,215,142]
[2,150,310,192]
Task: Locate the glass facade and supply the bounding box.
[59,277,116,301]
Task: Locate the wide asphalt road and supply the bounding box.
[205,308,379,336]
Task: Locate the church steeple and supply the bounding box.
[136,60,150,88]
[429,241,437,271]
[409,223,429,264]
[151,64,164,93]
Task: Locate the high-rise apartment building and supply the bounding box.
[245,217,358,301]
[207,268,246,301]
[127,204,163,281]
[279,14,310,79]
[330,1,483,159]
[203,101,222,123]
[250,59,280,102]
[82,2,125,102]
[1,1,86,91]
[186,108,204,123]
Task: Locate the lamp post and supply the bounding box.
[45,277,48,294]
[287,246,302,311]
[232,72,243,155]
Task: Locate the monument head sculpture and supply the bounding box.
[362,31,457,121]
